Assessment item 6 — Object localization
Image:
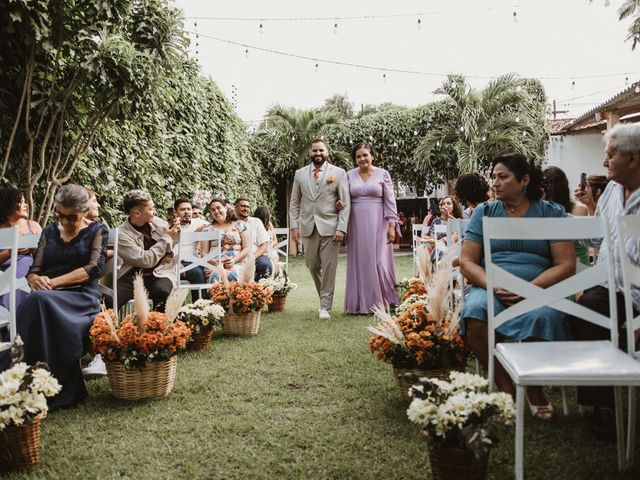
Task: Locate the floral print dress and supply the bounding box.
[203,220,247,282]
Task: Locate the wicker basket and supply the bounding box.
[268,293,287,313]
[393,366,457,402]
[106,356,177,400]
[223,311,261,337]
[0,412,46,472]
[428,445,489,480]
[188,326,214,350]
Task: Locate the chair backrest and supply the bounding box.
[447,218,471,306]
[99,228,119,311]
[433,223,449,267]
[176,230,221,291]
[412,223,425,269]
[0,226,20,351]
[482,216,617,388]
[615,215,640,359]
[273,228,289,272]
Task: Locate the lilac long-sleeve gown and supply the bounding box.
[344,167,400,314]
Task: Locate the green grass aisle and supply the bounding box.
[9,255,639,479]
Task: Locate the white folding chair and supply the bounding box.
[99,228,119,313]
[0,227,20,352]
[176,230,221,298]
[432,223,448,269]
[411,223,425,270]
[273,228,289,273]
[446,218,470,306]
[616,215,640,469]
[483,216,640,479]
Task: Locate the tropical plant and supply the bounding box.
[413,74,547,179]
[618,0,640,50]
[320,93,355,119]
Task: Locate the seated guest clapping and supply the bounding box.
[198,197,250,282]
[459,153,575,421]
[17,184,108,409]
[174,198,208,298]
[115,190,179,312]
[234,198,271,280]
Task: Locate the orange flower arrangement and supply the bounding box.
[91,310,192,369]
[209,281,272,314]
[369,301,467,369]
[90,275,192,369]
[399,278,427,302]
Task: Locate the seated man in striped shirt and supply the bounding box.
[569,123,640,441]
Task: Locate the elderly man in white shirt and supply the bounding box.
[234,198,272,280]
[569,122,640,441]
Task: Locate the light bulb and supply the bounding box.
[333,22,338,34]
[414,130,418,136]
[393,141,398,147]
[515,115,520,123]
[382,73,387,82]
[635,85,640,94]
[436,141,440,147]
[481,136,486,141]
[513,11,518,23]
[460,126,464,132]
[315,63,319,72]
[259,23,263,34]
[571,80,576,90]
[245,48,249,58]
[625,76,629,85]
[417,18,422,30]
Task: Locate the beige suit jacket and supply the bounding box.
[117,217,177,286]
[289,162,351,237]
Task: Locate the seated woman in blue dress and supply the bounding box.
[18,184,108,410]
[459,154,575,421]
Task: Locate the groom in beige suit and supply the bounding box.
[290,139,350,320]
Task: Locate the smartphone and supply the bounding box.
[579,172,587,194]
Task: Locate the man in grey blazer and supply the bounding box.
[290,139,350,320]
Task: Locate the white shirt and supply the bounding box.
[586,181,640,309]
[176,218,208,258]
[243,217,270,256]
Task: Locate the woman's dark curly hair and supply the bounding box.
[454,173,490,205]
[0,187,24,224]
[491,153,544,201]
[542,166,573,213]
[351,142,375,161]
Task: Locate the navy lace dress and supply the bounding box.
[17,221,108,409]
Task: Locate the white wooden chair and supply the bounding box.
[482,216,640,479]
[615,215,640,469]
[0,228,40,351]
[176,230,221,297]
[446,218,470,307]
[432,222,448,269]
[99,228,120,314]
[273,228,289,273]
[411,223,425,270]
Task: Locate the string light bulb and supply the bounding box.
[259,23,264,34]
[314,63,319,73]
[245,48,249,58]
[515,115,520,123]
[417,18,422,30]
[625,76,629,85]
[571,80,576,90]
[382,73,387,83]
[333,22,338,34]
[460,126,464,132]
[512,11,518,23]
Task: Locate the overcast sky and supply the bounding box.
[174,0,639,125]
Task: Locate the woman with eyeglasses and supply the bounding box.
[17,184,108,410]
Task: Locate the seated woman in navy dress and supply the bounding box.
[18,184,108,410]
[459,154,575,421]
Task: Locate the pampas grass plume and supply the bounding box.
[165,288,190,323]
[133,273,150,332]
[240,254,255,284]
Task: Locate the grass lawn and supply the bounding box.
[8,255,640,479]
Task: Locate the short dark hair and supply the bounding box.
[310,138,327,147]
[234,197,250,205]
[123,190,152,214]
[491,153,544,201]
[454,173,490,205]
[350,142,375,161]
[0,187,23,223]
[174,198,192,210]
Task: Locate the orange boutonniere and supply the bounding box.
[327,176,336,184]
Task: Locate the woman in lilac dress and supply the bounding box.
[344,142,399,314]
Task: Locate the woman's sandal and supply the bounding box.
[528,401,554,421]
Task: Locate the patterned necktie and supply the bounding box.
[313,166,320,181]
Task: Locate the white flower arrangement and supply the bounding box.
[0,361,61,430]
[406,371,515,459]
[258,271,298,295]
[396,293,430,315]
[178,299,225,333]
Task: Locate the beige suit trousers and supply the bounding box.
[302,227,340,310]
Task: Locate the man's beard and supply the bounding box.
[311,155,326,167]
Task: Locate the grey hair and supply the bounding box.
[605,123,640,155]
[54,184,91,211]
[123,189,152,214]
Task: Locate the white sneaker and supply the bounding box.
[319,309,331,320]
[82,354,107,379]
